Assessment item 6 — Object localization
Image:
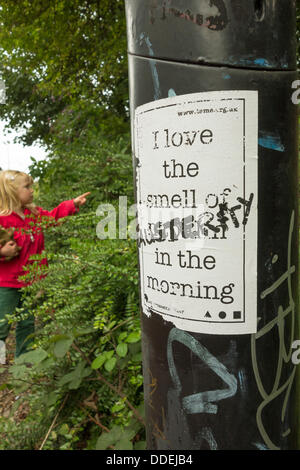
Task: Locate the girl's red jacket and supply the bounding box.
[0,200,78,288]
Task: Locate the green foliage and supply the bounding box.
[95,410,146,451]
[0,0,128,146]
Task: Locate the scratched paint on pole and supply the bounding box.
[134,91,258,334]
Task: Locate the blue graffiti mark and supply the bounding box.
[139,33,161,101]
[222,73,231,80]
[227,54,289,70]
[142,35,154,56]
[258,132,285,152]
[167,328,237,415]
[253,442,270,450]
[229,56,273,69]
[168,88,177,97]
[254,58,271,67]
[238,369,247,395]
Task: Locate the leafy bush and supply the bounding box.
[0,132,145,450]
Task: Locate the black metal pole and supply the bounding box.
[125,0,299,450]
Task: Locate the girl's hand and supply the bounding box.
[73,192,91,208]
[0,241,20,258]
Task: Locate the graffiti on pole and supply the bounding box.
[251,211,298,450]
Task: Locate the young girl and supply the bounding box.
[0,169,90,359]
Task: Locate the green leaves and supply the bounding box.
[43,335,74,359]
[53,337,73,359]
[95,404,145,450]
[91,350,116,372]
[15,348,48,365]
[95,424,136,451]
[116,343,128,358]
[57,361,92,390]
[91,332,141,374]
[126,331,141,344]
[104,357,117,372]
[0,0,129,146]
[91,354,108,370]
[0,118,144,451]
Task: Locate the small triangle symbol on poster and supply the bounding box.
[204,311,212,318]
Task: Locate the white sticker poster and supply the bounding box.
[134,91,258,335]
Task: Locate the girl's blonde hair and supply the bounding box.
[0,170,38,215]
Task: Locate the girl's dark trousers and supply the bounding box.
[0,287,34,358]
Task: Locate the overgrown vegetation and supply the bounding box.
[0,0,129,146]
[0,0,146,450]
[0,130,146,450]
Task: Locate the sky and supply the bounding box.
[0,121,47,174]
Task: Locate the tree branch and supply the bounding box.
[72,342,145,427]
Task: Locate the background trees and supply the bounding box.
[0,0,128,146]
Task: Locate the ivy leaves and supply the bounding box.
[52,336,74,359]
[57,361,92,390]
[95,422,144,450]
[92,329,141,372]
[95,403,146,450]
[0,88,143,450]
